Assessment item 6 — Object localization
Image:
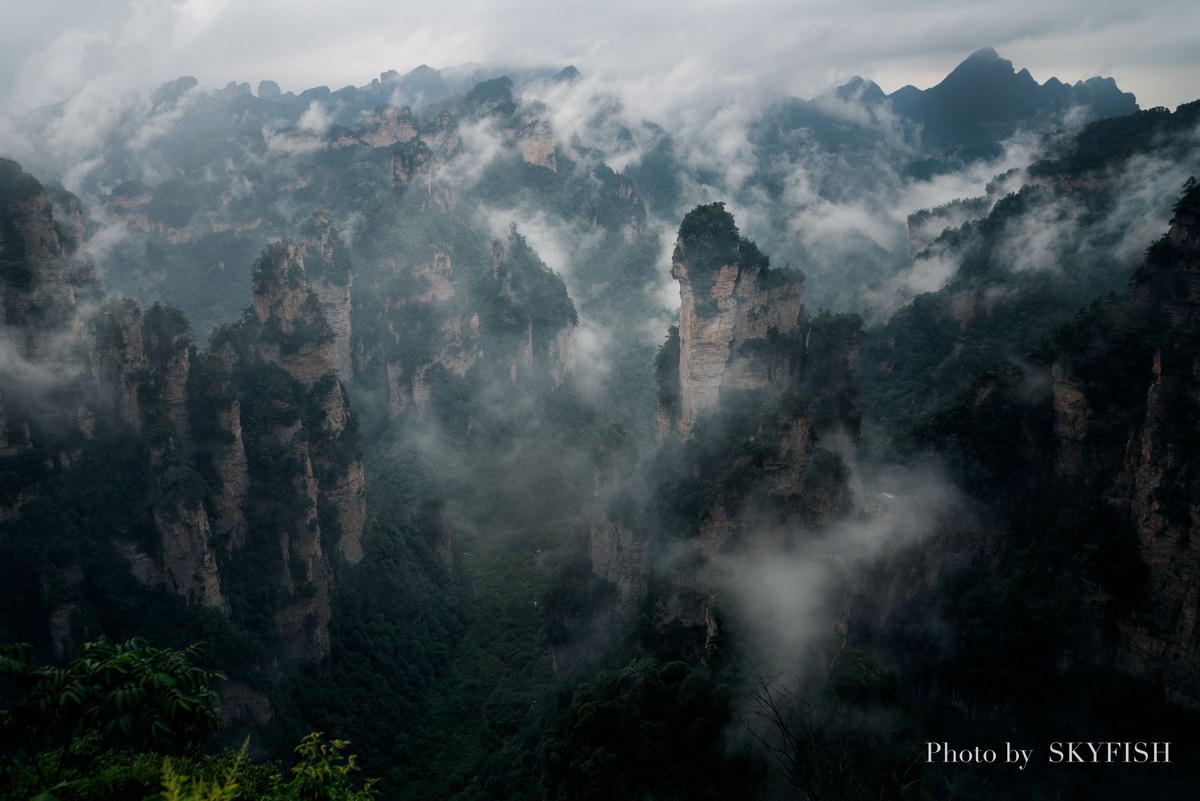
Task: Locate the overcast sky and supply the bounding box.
[1,0,1197,115]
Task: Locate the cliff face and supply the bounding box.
[1047,200,1200,480]
[91,299,148,431]
[196,364,250,548]
[519,120,557,171]
[251,241,337,385]
[359,104,419,149]
[1086,189,1200,707]
[374,227,576,421]
[594,204,862,639]
[661,204,805,438]
[0,164,228,635]
[299,212,353,380]
[0,162,367,675]
[921,184,1200,709]
[246,241,366,572]
[1102,345,1200,707]
[1,161,100,450]
[0,162,98,385]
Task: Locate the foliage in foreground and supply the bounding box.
[0,637,376,800]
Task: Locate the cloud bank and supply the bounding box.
[2,0,1197,118]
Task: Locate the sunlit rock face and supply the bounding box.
[359,104,419,149]
[519,120,557,171]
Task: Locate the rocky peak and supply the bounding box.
[299,213,353,379]
[0,160,97,360]
[466,76,515,117]
[90,298,148,431]
[613,204,863,642]
[887,48,1138,147]
[835,75,885,104]
[251,240,336,385]
[664,203,805,437]
[359,104,419,149]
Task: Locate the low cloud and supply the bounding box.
[727,459,966,678]
[297,101,332,135]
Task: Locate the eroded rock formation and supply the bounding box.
[660,203,805,438]
[375,227,575,420]
[1092,188,1200,706]
[593,203,862,644]
[0,162,366,673]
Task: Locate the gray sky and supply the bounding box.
[1,0,1197,115]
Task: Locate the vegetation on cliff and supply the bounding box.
[672,201,797,296]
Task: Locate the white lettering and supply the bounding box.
[1005,742,1032,771]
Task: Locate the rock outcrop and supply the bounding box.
[593,204,862,645]
[144,501,224,608]
[250,241,337,385]
[1092,185,1200,707]
[246,239,366,579]
[0,161,97,375]
[589,518,650,604]
[519,120,557,171]
[661,203,805,438]
[299,213,353,379]
[1,162,367,674]
[359,105,419,149]
[196,365,250,548]
[91,299,148,431]
[376,226,575,420]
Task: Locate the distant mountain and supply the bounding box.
[759,47,1138,159]
[889,47,1138,147]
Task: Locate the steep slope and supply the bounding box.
[859,100,1200,427]
[889,47,1138,148]
[0,161,364,679]
[658,202,805,438]
[1074,181,1200,705]
[593,204,862,641]
[862,179,1200,717]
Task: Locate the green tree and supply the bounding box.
[1,637,224,797]
[2,638,378,800]
[148,733,377,801]
[1,637,224,762]
[541,658,756,801]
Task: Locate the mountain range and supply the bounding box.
[2,48,1200,800]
